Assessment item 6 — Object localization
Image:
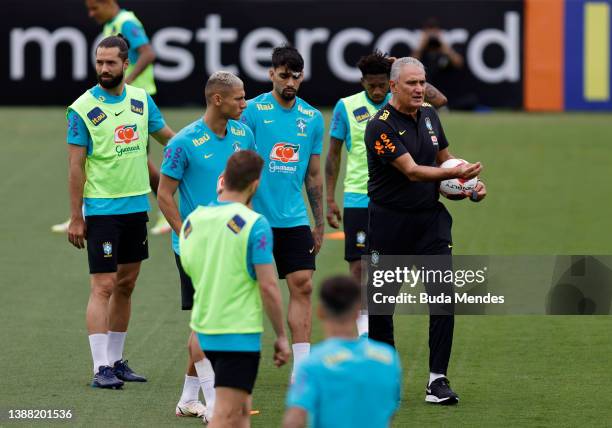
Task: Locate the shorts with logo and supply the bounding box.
[174,252,195,310]
[343,208,369,262]
[272,226,316,279]
[85,212,149,274]
[203,351,261,394]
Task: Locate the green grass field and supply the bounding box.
[1,108,611,427]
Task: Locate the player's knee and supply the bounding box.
[292,277,313,297]
[213,408,241,426]
[91,277,115,299]
[115,273,138,295]
[189,338,204,360]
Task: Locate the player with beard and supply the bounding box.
[66,35,174,389]
[53,0,171,234]
[241,46,325,383]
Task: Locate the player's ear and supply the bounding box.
[268,68,275,81]
[213,93,222,106]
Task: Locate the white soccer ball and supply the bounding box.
[439,158,477,199]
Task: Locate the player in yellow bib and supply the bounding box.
[53,0,170,233]
[179,151,290,426]
[67,36,174,389]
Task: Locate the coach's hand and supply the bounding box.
[312,224,324,255]
[68,216,87,249]
[273,336,291,367]
[466,180,487,202]
[326,199,342,229]
[456,162,482,180]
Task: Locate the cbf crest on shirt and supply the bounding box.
[241,92,324,228]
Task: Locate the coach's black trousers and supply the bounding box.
[367,201,455,375]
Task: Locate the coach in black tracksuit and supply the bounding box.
[364,57,486,405]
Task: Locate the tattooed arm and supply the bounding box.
[306,154,325,254]
[424,83,448,108]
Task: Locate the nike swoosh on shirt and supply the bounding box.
[115,110,125,116]
[309,246,315,254]
[263,120,274,124]
[399,130,406,135]
[204,154,214,159]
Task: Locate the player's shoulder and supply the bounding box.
[183,205,205,225]
[309,338,353,360]
[170,118,202,146]
[246,92,274,111]
[296,97,322,120]
[119,9,141,23]
[340,90,365,104]
[251,213,271,233]
[226,119,250,137]
[360,337,399,366]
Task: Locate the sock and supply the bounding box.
[88,333,109,374]
[107,331,127,365]
[194,358,216,410]
[291,343,311,382]
[356,310,369,336]
[429,372,446,386]
[178,375,200,405]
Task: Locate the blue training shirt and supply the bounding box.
[112,10,150,65]
[241,92,324,228]
[329,92,391,209]
[66,85,165,216]
[286,336,402,428]
[160,118,255,254]
[196,200,274,352]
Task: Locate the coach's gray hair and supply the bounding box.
[390,57,425,81]
[205,71,243,103]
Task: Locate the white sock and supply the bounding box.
[179,375,200,404]
[429,372,446,386]
[356,310,369,336]
[88,334,109,374]
[291,343,311,382]
[194,359,216,410]
[107,331,127,365]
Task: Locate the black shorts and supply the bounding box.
[204,351,260,394]
[368,201,452,256]
[85,212,149,274]
[344,208,369,262]
[367,201,454,317]
[175,252,195,310]
[272,226,316,279]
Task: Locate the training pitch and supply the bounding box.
[1,108,611,427]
